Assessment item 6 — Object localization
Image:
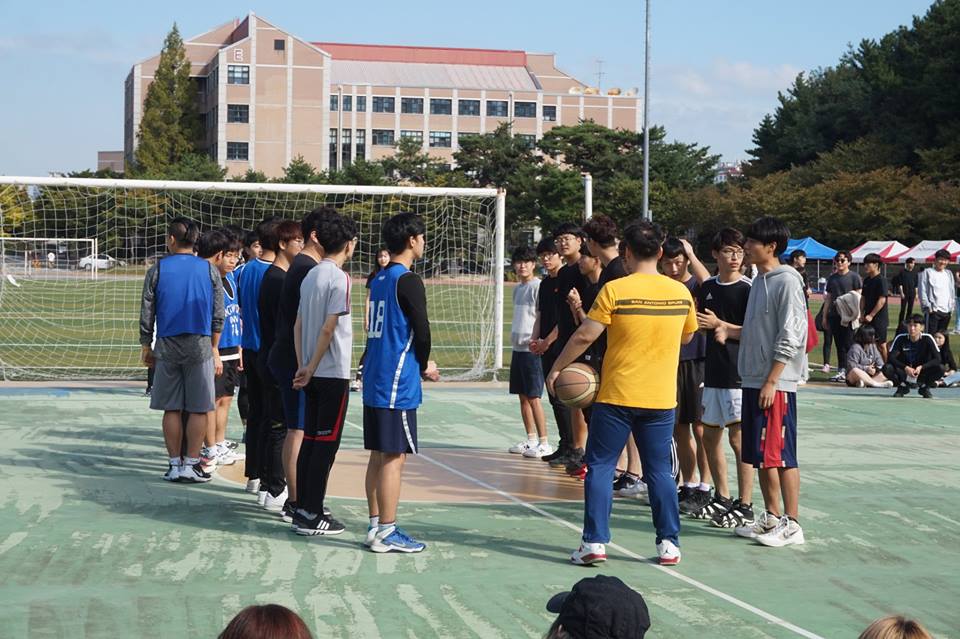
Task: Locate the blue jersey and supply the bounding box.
[238,258,272,351]
[362,263,422,410]
[220,270,242,350]
[155,254,213,338]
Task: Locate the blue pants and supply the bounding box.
[583,403,680,546]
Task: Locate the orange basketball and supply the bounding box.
[554,363,600,408]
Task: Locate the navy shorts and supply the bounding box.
[676,359,704,425]
[509,351,544,397]
[269,361,305,430]
[741,387,798,469]
[363,406,418,454]
[214,358,241,398]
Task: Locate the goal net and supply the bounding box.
[0,177,505,381]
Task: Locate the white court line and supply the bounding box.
[344,419,825,639]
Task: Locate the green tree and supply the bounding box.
[380,137,446,183]
[278,155,323,184]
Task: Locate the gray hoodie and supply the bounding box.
[738,265,808,392]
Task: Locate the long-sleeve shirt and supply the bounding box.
[397,271,431,372]
[888,334,941,371]
[847,342,883,372]
[918,268,956,314]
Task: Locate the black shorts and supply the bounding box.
[676,359,704,425]
[304,378,349,441]
[215,358,241,398]
[363,406,418,454]
[867,319,889,344]
[509,351,544,397]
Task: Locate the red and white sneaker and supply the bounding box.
[656,540,681,565]
[570,541,606,565]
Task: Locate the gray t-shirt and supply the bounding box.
[298,259,353,380]
[511,278,540,351]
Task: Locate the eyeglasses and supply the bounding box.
[554,235,578,245]
[719,248,744,258]
[835,258,848,263]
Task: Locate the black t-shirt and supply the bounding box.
[597,256,628,288]
[258,265,286,364]
[826,271,863,318]
[269,253,320,371]
[862,274,890,327]
[556,262,586,343]
[584,257,629,365]
[537,272,561,359]
[892,268,918,294]
[697,276,752,388]
[679,276,706,361]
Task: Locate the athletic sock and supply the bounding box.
[169,457,181,467]
[684,482,699,489]
[183,457,200,467]
[698,483,711,492]
[369,515,379,528]
[526,434,537,443]
[539,436,549,445]
[378,522,396,536]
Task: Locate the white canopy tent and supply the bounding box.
[850,240,910,263]
[891,240,960,263]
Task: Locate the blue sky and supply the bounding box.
[0,0,935,176]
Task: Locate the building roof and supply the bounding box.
[330,59,538,91]
[313,42,527,66]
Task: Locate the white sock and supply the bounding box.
[169,457,181,467]
[539,436,549,445]
[184,457,199,466]
[369,516,379,528]
[378,522,396,535]
[526,434,537,443]
[698,483,711,492]
[684,482,699,489]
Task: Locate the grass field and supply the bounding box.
[0,383,957,638]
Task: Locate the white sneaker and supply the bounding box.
[880,380,894,388]
[218,447,244,465]
[245,478,260,494]
[821,364,831,373]
[831,370,847,382]
[257,489,268,507]
[364,524,377,548]
[656,539,681,565]
[522,443,553,458]
[619,479,649,503]
[570,541,607,565]
[508,440,537,455]
[350,379,361,392]
[735,510,778,539]
[263,487,288,512]
[177,463,212,483]
[163,463,181,482]
[755,516,805,547]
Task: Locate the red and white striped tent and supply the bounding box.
[850,240,910,263]
[888,240,960,263]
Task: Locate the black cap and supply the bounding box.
[546,575,650,639]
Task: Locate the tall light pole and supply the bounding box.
[641,0,651,221]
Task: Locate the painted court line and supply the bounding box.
[344,419,825,639]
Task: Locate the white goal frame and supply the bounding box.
[1,236,99,279]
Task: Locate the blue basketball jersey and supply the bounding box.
[219,270,242,350]
[155,254,213,338]
[237,258,271,351]
[362,263,422,410]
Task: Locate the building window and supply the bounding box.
[342,95,352,112]
[430,98,452,115]
[543,105,557,122]
[486,100,508,117]
[401,97,424,114]
[227,65,249,85]
[356,130,366,160]
[372,97,395,113]
[329,129,338,171]
[372,129,395,146]
[341,129,352,167]
[330,95,339,111]
[516,134,536,149]
[227,104,249,123]
[458,99,480,116]
[274,39,285,51]
[429,131,452,148]
[356,96,366,112]
[400,130,423,142]
[226,142,248,161]
[514,101,536,118]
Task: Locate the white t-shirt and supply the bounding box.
[511,278,540,352]
[298,259,353,380]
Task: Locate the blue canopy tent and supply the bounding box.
[782,237,838,291]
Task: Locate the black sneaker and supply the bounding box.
[918,386,933,399]
[280,500,298,523]
[692,494,733,520]
[144,386,152,397]
[178,463,212,483]
[562,448,585,472]
[712,499,755,529]
[894,385,909,397]
[613,472,636,493]
[293,511,346,536]
[677,485,696,505]
[680,488,712,515]
[541,447,567,463]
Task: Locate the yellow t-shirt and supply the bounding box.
[586,273,698,409]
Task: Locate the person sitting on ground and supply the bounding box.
[883,315,943,399]
[545,575,651,639]
[932,331,959,387]
[846,325,893,388]
[219,604,313,639]
[858,615,932,639]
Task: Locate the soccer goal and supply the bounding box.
[0,176,505,381]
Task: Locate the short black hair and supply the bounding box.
[745,216,790,256]
[934,248,951,261]
[256,218,281,253]
[276,220,303,248]
[302,206,339,246]
[905,257,915,265]
[579,241,594,258]
[864,252,882,267]
[552,222,583,240]
[790,249,806,263]
[243,230,259,248]
[834,249,853,263]
[511,245,537,264]
[854,324,877,346]
[536,237,558,256]
[167,216,199,248]
[582,215,619,248]
[197,229,231,259]
[908,313,925,325]
[622,220,665,261]
[661,237,686,260]
[316,213,357,254]
[382,212,426,254]
[712,228,745,252]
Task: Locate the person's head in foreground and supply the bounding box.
[744,216,790,265]
[858,614,932,639]
[933,248,950,271]
[218,604,313,639]
[907,314,925,341]
[544,575,650,639]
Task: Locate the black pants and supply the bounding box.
[926,310,952,336]
[297,378,349,514]
[242,349,263,480]
[146,366,155,390]
[882,362,943,388]
[828,314,853,372]
[897,291,916,328]
[542,350,573,452]
[257,356,287,497]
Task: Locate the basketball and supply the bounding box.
[554,363,600,408]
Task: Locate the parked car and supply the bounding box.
[78,254,125,270]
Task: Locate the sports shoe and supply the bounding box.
[548,453,571,468]
[508,440,537,455]
[163,463,181,482]
[613,473,637,495]
[569,464,588,481]
[293,511,346,536]
[679,488,712,515]
[245,478,260,494]
[349,379,361,392]
[563,448,585,473]
[918,386,933,399]
[831,370,847,382]
[880,380,894,388]
[280,500,297,523]
[821,363,830,373]
[735,510,778,539]
[217,447,244,466]
[755,516,805,547]
[523,442,554,458]
[257,490,268,506]
[656,540,681,565]
[570,541,607,565]
[178,463,212,483]
[711,499,755,529]
[263,487,288,512]
[619,479,649,503]
[144,386,152,397]
[370,527,426,553]
[691,494,733,520]
[364,524,378,548]
[541,447,567,463]
[223,439,240,450]
[677,485,696,505]
[199,447,218,472]
[893,385,910,398]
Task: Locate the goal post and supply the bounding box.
[0,176,506,382]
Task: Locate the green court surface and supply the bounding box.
[1,384,958,638]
